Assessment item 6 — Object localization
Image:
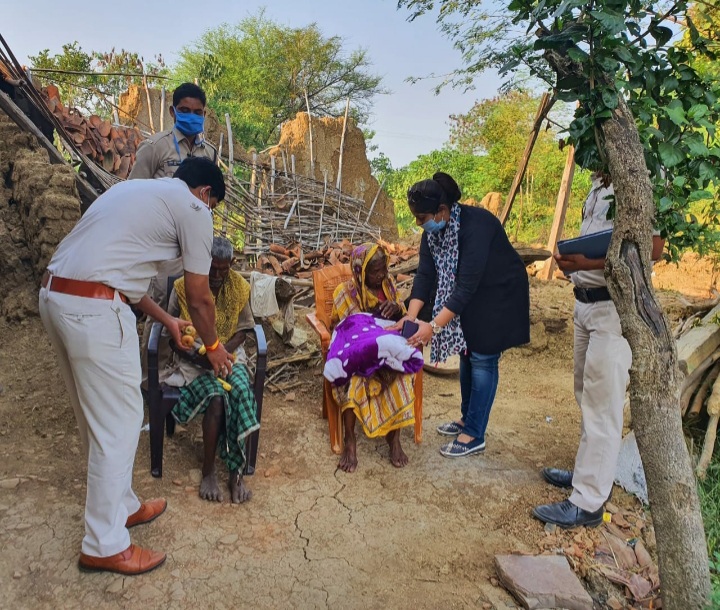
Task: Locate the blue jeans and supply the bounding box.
[459,352,500,442]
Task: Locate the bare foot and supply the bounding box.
[229,472,253,504]
[387,430,409,468]
[338,439,358,473]
[199,471,223,502]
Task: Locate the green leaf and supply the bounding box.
[688,190,713,203]
[601,89,619,109]
[650,25,673,47]
[615,46,634,63]
[658,142,685,167]
[589,9,627,34]
[663,76,679,92]
[658,197,673,213]
[687,104,709,120]
[684,136,710,157]
[672,176,686,188]
[567,47,589,63]
[664,103,687,126]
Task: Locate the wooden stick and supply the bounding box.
[268,350,321,369]
[697,375,720,478]
[160,86,166,131]
[366,178,386,223]
[688,361,720,418]
[336,97,350,190]
[697,415,719,480]
[304,90,315,178]
[499,92,554,226]
[218,133,224,165]
[141,64,155,133]
[316,170,329,249]
[224,113,234,235]
[539,145,576,280]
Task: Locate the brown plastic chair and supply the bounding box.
[306,264,423,454]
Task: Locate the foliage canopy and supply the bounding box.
[29,42,166,118]
[171,11,386,150]
[399,0,720,259]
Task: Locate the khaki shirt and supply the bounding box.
[571,176,614,289]
[128,126,217,180]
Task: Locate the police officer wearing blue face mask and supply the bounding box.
[129,83,219,388]
[392,172,530,459]
[129,83,217,180]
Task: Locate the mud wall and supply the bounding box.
[268,112,398,240]
[0,111,81,319]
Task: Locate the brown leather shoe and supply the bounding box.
[78,544,166,575]
[126,498,167,528]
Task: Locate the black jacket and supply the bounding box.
[410,204,530,355]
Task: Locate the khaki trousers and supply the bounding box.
[569,299,631,513]
[39,286,142,557]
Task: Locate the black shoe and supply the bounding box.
[541,467,573,489]
[532,499,603,529]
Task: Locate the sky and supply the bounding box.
[3,0,504,167]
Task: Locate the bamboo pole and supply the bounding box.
[317,170,329,249]
[539,145,576,280]
[141,64,155,134]
[499,92,555,226]
[160,86,166,131]
[366,178,386,224]
[336,97,351,191]
[224,113,234,235]
[304,90,315,178]
[218,133,224,165]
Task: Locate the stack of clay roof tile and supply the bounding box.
[255,239,419,279]
[43,85,143,179]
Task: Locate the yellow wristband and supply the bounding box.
[206,338,220,352]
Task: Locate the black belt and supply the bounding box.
[573,286,611,303]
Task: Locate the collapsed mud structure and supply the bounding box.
[268,112,398,240]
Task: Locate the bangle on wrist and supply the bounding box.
[206,338,220,352]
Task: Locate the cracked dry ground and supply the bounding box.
[1,281,613,609]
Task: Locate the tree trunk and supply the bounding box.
[601,96,710,608]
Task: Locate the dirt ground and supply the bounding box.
[0,273,712,610]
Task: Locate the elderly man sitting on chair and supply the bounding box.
[161,236,258,503]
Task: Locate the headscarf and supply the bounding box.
[332,243,405,325]
[426,202,467,363]
[349,243,401,312]
[174,269,251,343]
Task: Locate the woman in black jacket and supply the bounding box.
[395,172,530,458]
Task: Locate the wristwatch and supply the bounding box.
[430,320,442,335]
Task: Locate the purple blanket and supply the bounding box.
[323,313,424,386]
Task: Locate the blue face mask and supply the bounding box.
[174,109,204,136]
[422,216,447,234]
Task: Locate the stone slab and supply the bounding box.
[495,554,594,610]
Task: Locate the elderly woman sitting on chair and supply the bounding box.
[161,236,259,503]
[329,243,420,473]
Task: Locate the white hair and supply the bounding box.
[211,236,234,261]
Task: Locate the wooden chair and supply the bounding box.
[146,276,267,478]
[305,264,423,454]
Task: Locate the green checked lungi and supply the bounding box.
[172,364,259,472]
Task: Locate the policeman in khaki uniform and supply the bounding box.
[533,173,664,529]
[129,83,218,383]
[40,158,235,575]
